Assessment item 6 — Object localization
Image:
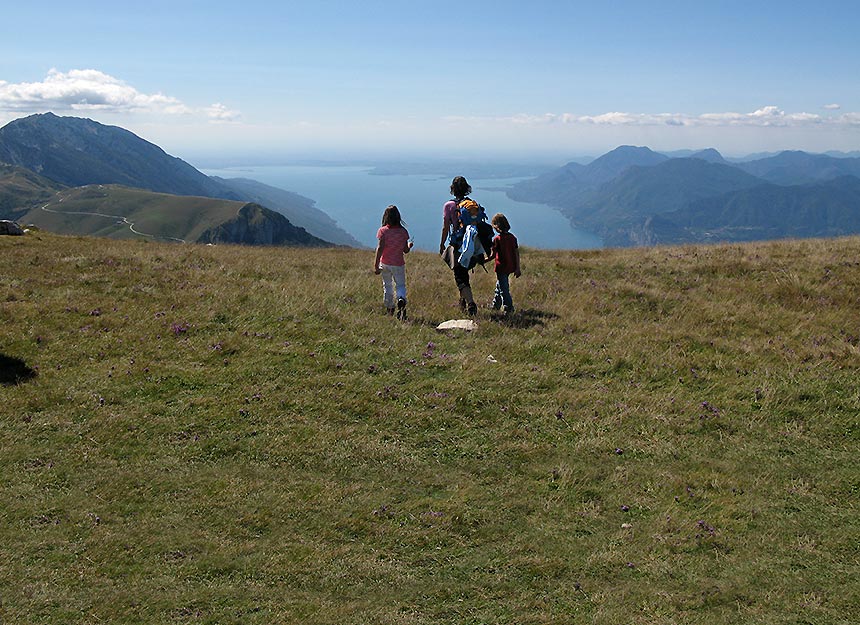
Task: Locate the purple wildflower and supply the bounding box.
[696,520,716,537]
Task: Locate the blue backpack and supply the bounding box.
[456,198,494,267]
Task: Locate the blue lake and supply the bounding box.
[203,165,603,251]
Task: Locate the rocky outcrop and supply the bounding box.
[0,220,25,235]
[213,176,363,247]
[196,203,332,247]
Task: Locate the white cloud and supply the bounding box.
[205,102,241,123]
[824,103,841,110]
[456,105,855,129]
[0,69,239,123]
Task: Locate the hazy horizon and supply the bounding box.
[183,146,860,171]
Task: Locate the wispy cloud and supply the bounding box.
[823,103,841,110]
[0,69,239,123]
[446,106,860,129]
[205,103,241,123]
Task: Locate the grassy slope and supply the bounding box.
[0,165,65,219]
[1,233,858,624]
[22,185,242,242]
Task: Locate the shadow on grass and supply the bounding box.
[0,354,38,386]
[401,315,449,329]
[487,307,559,329]
[375,309,559,331]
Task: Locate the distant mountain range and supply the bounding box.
[509,145,860,246]
[4,113,859,249]
[0,113,360,246]
[734,151,860,185]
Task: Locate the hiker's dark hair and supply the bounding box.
[491,213,511,233]
[382,204,404,227]
[450,176,472,200]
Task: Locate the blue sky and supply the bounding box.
[2,0,859,161]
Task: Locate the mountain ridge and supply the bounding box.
[509,145,860,246]
[0,113,239,200]
[0,113,356,246]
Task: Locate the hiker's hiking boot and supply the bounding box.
[458,287,476,316]
[503,305,514,316]
[396,298,407,321]
[386,307,395,316]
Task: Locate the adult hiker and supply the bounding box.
[440,175,479,315]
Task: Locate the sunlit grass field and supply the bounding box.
[23,185,242,242]
[1,232,858,624]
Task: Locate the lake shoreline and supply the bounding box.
[203,164,603,251]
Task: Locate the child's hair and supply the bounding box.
[381,204,404,227]
[491,213,511,233]
[450,176,472,199]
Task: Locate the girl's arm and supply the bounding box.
[486,237,497,261]
[374,242,383,274]
[440,213,451,254]
[514,246,521,277]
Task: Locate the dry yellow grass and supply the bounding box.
[1,232,858,624]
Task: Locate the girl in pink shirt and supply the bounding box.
[374,205,413,319]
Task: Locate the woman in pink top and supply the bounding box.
[439,176,477,315]
[374,205,413,319]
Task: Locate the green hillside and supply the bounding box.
[23,185,240,241]
[1,232,858,624]
[0,113,239,200]
[21,185,330,246]
[0,164,65,220]
[0,114,353,246]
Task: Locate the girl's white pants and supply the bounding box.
[379,263,407,308]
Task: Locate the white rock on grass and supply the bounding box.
[436,319,478,331]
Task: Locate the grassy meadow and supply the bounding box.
[23,186,243,242]
[1,231,858,624]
